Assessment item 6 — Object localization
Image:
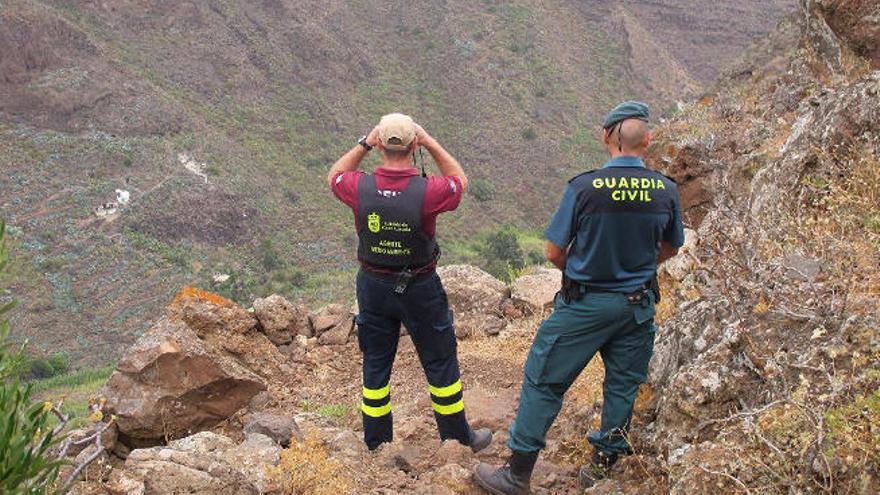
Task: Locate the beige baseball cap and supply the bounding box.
[378,113,416,151]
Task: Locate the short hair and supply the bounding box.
[617,119,649,151]
[382,143,414,160]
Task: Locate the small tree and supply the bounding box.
[478,226,526,282]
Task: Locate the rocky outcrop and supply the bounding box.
[649,143,716,226]
[107,432,280,495]
[807,0,880,72]
[252,294,306,345]
[661,228,698,281]
[638,2,880,493]
[102,287,288,448]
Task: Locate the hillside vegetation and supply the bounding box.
[0,0,795,364]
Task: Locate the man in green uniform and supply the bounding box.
[474,101,685,494]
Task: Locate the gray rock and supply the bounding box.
[107,431,281,495]
[243,412,303,447]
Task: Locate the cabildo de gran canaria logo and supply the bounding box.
[368,212,381,233]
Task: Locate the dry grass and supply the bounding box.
[267,431,353,495]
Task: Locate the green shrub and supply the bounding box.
[469,179,495,202]
[521,127,537,140]
[27,359,56,380]
[478,226,525,282]
[0,220,64,494]
[23,353,70,381]
[259,238,283,272]
[46,354,69,376]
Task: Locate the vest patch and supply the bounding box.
[368,212,381,233]
[591,175,666,203]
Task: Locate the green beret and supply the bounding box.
[603,101,650,129]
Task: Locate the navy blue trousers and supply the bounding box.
[355,270,472,450]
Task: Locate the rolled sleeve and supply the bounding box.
[544,185,577,249]
[664,190,686,248]
[424,176,464,215]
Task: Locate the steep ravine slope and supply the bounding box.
[633,1,880,493]
[0,0,796,364]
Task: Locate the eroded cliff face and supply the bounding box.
[630,1,880,493]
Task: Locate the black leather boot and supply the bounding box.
[469,428,494,453]
[474,450,538,495]
[578,449,619,488]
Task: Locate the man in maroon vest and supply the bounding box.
[327,113,492,452]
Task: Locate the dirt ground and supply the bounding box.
[218,314,660,495]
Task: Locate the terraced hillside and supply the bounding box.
[0,0,795,364]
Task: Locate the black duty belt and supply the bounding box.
[559,274,658,305]
[360,265,436,295]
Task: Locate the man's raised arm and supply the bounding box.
[326,126,379,187]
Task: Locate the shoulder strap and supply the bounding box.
[358,174,376,197]
[403,174,428,196]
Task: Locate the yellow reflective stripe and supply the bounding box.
[362,384,390,400]
[432,399,465,415]
[429,380,462,398]
[361,402,392,417]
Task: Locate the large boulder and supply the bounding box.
[437,265,508,315]
[103,287,288,448]
[510,267,561,314]
[106,431,280,495]
[102,318,266,448]
[437,265,509,337]
[252,294,305,345]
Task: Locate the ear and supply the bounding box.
[602,128,611,145]
[644,131,653,148]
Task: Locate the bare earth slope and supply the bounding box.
[0,0,794,363]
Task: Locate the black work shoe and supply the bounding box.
[474,450,538,495]
[470,428,494,453]
[578,450,620,488]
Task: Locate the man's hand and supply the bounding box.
[327,128,377,187]
[365,125,381,148]
[414,123,436,149]
[412,122,468,190]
